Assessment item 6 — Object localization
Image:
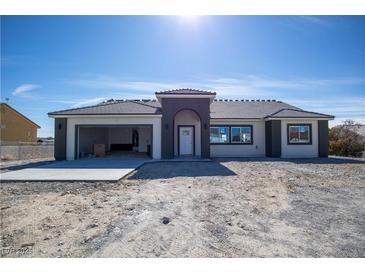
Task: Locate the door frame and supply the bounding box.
[177,125,195,156]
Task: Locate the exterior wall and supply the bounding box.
[210,120,266,157]
[65,116,161,160]
[0,104,38,144]
[54,118,67,160]
[281,119,319,158]
[265,120,282,157]
[161,98,210,159]
[174,110,201,156]
[318,120,329,157]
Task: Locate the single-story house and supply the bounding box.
[48,89,334,160]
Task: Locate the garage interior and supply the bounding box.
[77,125,152,159]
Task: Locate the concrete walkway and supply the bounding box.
[0,156,148,182]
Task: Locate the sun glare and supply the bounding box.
[177,15,201,25]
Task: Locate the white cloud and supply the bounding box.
[12,84,40,96]
[298,16,331,27]
[65,74,365,125]
[68,74,364,99]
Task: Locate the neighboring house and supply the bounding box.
[0,103,40,145]
[48,89,334,160]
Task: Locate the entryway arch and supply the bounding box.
[174,109,201,156]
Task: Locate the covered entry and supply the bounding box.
[174,109,201,157]
[76,125,152,159]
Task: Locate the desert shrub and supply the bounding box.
[329,120,365,157]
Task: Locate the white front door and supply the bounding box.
[179,126,194,155]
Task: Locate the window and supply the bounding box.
[288,124,311,144]
[210,127,229,143]
[231,126,252,144]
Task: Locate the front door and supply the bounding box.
[179,126,194,155]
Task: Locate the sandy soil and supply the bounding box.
[1,158,364,257]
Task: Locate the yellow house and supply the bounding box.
[0,103,40,144]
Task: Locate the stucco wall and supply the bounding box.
[281,119,319,158]
[210,120,266,157]
[174,110,201,156]
[66,116,161,160]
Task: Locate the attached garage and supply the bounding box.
[76,125,153,159]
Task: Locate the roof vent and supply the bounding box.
[224,99,228,102]
[272,99,276,102]
[251,100,255,102]
[267,99,271,102]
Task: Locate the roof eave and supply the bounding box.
[48,113,163,118]
[265,116,335,120]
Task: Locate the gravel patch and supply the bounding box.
[1,158,364,257]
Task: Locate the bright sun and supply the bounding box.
[178,15,201,25]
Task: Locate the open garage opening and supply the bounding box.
[76,125,153,160]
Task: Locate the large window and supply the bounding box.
[210,125,253,144]
[210,127,229,143]
[288,124,311,144]
[231,126,252,144]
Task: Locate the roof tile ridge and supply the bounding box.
[128,100,161,110]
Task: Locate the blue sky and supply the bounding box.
[1,16,364,137]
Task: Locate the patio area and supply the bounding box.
[0,155,150,182]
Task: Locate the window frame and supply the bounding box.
[287,124,312,145]
[210,125,253,145]
[230,126,253,145]
[209,126,230,144]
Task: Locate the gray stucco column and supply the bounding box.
[318,120,329,157]
[54,118,67,160]
[265,120,282,157]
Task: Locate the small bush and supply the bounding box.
[329,120,365,157]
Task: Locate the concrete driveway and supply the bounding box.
[0,156,149,182]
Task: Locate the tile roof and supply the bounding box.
[210,100,300,119]
[155,88,216,95]
[48,100,162,116]
[265,108,334,119]
[49,98,333,119]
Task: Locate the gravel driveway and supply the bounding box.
[1,158,364,257]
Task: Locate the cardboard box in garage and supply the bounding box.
[93,144,106,157]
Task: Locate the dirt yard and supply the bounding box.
[1,158,364,257]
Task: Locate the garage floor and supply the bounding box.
[0,155,150,182]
